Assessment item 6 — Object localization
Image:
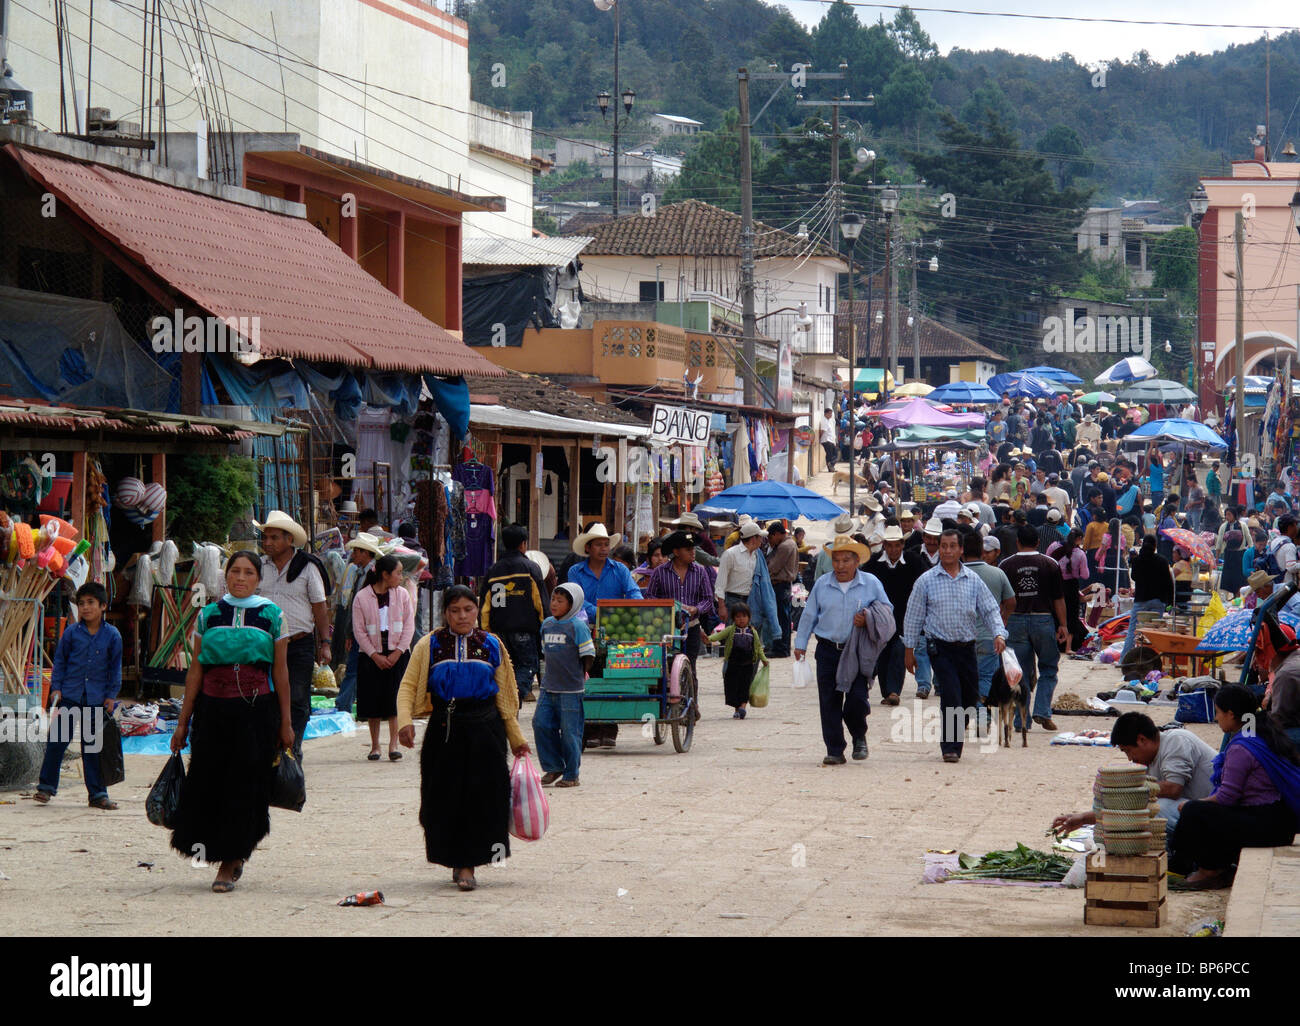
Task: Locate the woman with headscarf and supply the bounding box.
[1170,683,1300,889]
[169,551,293,893]
[1217,506,1246,597]
[396,585,528,892]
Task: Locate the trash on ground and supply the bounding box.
[338,890,384,906]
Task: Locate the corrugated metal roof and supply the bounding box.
[470,404,649,438]
[0,401,270,439]
[462,235,592,267]
[6,146,504,377]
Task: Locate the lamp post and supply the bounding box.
[1189,184,1210,417]
[594,0,634,218]
[841,210,864,516]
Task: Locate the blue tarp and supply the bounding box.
[122,710,358,756]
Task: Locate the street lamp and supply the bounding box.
[594,0,634,218]
[1189,183,1210,412]
[1189,184,1209,226]
[840,210,864,515]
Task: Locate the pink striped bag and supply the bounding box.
[508,755,550,841]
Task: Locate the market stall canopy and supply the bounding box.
[1115,379,1196,404]
[873,436,980,451]
[4,144,503,377]
[895,425,984,446]
[879,401,985,430]
[893,381,933,396]
[693,481,846,521]
[1222,375,1273,394]
[840,367,897,394]
[926,381,1001,404]
[1121,418,1227,450]
[1019,365,1084,385]
[1094,356,1157,385]
[1077,391,1117,405]
[986,372,1066,399]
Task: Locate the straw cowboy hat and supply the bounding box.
[672,511,705,531]
[863,495,882,513]
[827,534,871,561]
[254,510,307,548]
[573,522,622,555]
[831,513,857,534]
[1248,570,1275,592]
[345,532,385,557]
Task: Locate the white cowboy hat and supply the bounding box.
[672,512,705,530]
[254,510,307,548]
[337,500,359,514]
[923,517,944,537]
[574,522,622,555]
[863,495,882,512]
[882,525,905,542]
[346,532,385,557]
[827,534,871,561]
[832,513,856,533]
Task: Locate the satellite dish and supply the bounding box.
[856,147,875,164]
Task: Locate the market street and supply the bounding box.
[0,579,1227,936]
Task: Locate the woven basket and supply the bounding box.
[1100,786,1151,810]
[1104,831,1153,855]
[1097,766,1147,788]
[1100,809,1154,830]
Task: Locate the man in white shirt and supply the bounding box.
[716,522,763,618]
[257,511,332,760]
[1043,473,1071,518]
[819,409,838,469]
[933,491,963,521]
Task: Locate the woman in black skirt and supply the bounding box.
[708,602,767,718]
[396,585,528,891]
[170,551,292,893]
[352,555,415,761]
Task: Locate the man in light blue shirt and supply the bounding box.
[904,530,1008,763]
[795,535,892,765]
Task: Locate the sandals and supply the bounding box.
[211,880,236,893]
[88,797,118,810]
[367,751,381,761]
[32,791,50,804]
[540,772,562,786]
[454,869,477,891]
[233,861,245,882]
[389,751,403,761]
[555,778,580,788]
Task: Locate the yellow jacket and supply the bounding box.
[396,631,525,751]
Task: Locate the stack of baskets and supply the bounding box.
[1093,765,1165,854]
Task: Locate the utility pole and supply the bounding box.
[887,217,898,390]
[612,0,621,216]
[739,68,757,407]
[1234,211,1246,474]
[910,241,920,380]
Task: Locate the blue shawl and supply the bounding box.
[749,551,779,648]
[1211,733,1300,818]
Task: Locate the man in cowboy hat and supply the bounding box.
[646,530,715,673]
[257,510,332,760]
[568,522,642,748]
[333,532,384,714]
[861,494,885,537]
[899,507,922,550]
[672,511,718,561]
[479,524,550,704]
[795,533,892,764]
[865,524,925,705]
[717,521,765,614]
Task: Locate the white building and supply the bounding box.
[651,114,702,137]
[1076,201,1182,289]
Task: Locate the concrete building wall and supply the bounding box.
[465,105,536,240]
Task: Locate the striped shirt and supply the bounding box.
[645,560,716,626]
[902,563,1008,649]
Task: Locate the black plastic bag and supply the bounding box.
[97,716,125,787]
[269,748,306,812]
[145,753,185,828]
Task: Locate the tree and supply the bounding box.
[1035,124,1093,189]
[663,108,759,212]
[888,6,937,63]
[906,110,1092,354]
[166,455,259,549]
[1150,225,1198,293]
[811,0,865,76]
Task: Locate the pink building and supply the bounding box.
[1196,161,1300,414]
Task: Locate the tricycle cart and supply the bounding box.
[585,599,696,753]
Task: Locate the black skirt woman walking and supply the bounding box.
[397,585,529,891]
[170,551,292,892]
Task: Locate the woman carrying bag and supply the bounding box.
[397,585,529,892]
[352,555,415,762]
[169,551,292,893]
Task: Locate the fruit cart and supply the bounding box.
[586,598,696,753]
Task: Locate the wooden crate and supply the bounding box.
[1084,851,1167,928]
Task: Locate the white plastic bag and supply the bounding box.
[791,657,813,689]
[1001,646,1023,686]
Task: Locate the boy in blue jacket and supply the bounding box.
[34,582,123,809]
[534,583,594,788]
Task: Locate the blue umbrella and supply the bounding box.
[1197,609,1300,652]
[927,381,1001,404]
[1020,365,1084,385]
[1122,418,1227,450]
[988,373,1065,399]
[693,481,847,521]
[1094,356,1157,385]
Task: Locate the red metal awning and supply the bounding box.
[5,145,503,377]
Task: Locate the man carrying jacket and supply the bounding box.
[479,523,549,703]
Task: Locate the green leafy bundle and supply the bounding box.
[948,842,1074,881]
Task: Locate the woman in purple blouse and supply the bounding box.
[1170,684,1300,889]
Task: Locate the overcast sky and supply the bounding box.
[781,0,1295,64]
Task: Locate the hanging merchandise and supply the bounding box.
[705,454,725,499]
[0,517,87,693]
[732,421,752,486]
[453,456,495,578]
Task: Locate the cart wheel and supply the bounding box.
[671,659,696,753]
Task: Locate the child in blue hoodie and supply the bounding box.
[535,583,595,788]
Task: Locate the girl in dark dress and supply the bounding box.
[353,555,415,761]
[396,585,529,891]
[708,603,768,718]
[170,551,292,893]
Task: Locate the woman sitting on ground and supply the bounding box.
[1169,683,1300,889]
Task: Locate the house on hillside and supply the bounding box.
[1076,202,1183,289]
